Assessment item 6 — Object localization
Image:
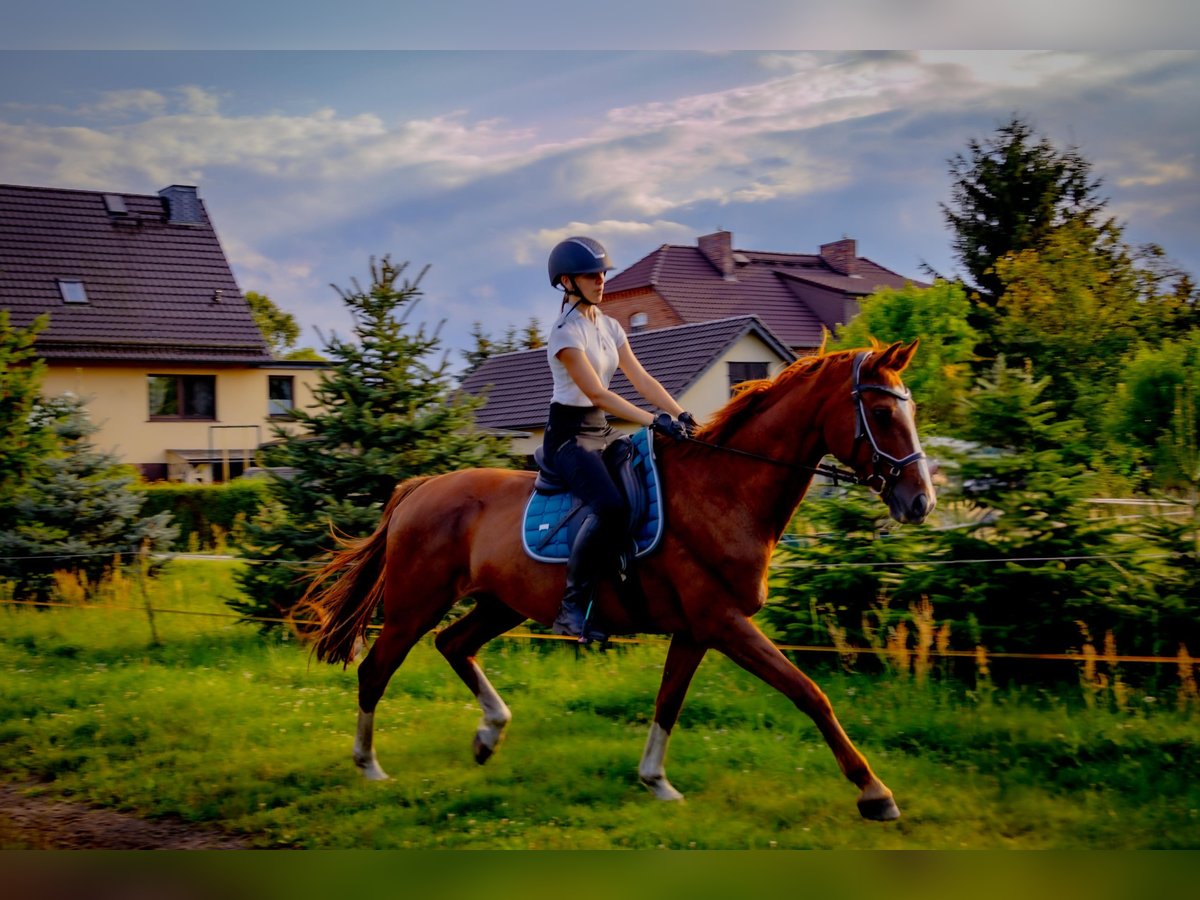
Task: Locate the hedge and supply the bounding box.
[133,480,274,552]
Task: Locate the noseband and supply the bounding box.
[850,351,926,498]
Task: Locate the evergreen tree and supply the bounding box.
[0,394,177,602]
[765,489,931,658]
[940,115,1106,338]
[232,257,518,626]
[459,317,545,379]
[0,312,52,518]
[906,360,1128,656]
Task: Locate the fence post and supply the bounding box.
[137,541,160,647]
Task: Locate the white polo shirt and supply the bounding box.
[547,306,627,406]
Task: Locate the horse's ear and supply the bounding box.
[865,339,918,376]
[892,338,919,373]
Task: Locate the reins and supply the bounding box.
[679,436,866,487]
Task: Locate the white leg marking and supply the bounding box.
[471,661,511,763]
[353,708,389,781]
[639,722,684,801]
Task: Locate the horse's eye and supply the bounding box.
[872,406,892,425]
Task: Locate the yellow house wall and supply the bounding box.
[503,332,792,458]
[40,362,326,476]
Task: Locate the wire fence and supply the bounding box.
[2,594,1194,668]
[2,495,1195,669]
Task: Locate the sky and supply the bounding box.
[3,9,1199,368]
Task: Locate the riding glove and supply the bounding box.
[678,411,699,437]
[652,412,689,442]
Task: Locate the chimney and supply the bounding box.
[158,185,204,225]
[698,230,736,281]
[819,238,857,276]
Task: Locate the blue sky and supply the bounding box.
[3,41,1199,364]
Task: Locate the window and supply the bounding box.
[728,361,769,395]
[630,312,649,332]
[268,375,295,418]
[58,279,88,304]
[148,375,216,420]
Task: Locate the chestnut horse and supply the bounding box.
[297,340,935,820]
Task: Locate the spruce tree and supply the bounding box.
[0,312,52,521]
[765,489,931,660]
[940,115,1106,345]
[0,394,177,602]
[231,257,517,626]
[906,359,1126,656]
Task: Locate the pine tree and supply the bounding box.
[765,488,931,659]
[0,394,177,602]
[907,359,1127,655]
[0,312,51,513]
[459,317,545,379]
[231,257,518,626]
[940,115,1106,343]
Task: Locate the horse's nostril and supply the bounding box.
[911,493,929,520]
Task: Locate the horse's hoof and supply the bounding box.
[857,794,901,821]
[640,775,685,802]
[355,755,390,782]
[473,732,498,765]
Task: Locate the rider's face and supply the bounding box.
[565,271,605,305]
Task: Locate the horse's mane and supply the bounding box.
[693,340,886,446]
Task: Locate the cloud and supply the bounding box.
[513,219,695,266]
[1115,155,1193,189]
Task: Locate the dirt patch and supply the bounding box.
[0,784,250,849]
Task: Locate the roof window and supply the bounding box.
[58,279,89,304]
[103,194,128,215]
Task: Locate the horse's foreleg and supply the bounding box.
[435,598,527,764]
[711,614,900,821]
[640,632,706,801]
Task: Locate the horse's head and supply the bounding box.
[826,340,936,525]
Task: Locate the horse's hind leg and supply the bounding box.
[352,622,424,781]
[640,632,707,801]
[434,598,527,764]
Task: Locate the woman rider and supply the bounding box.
[543,236,697,642]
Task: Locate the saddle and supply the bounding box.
[522,427,664,564]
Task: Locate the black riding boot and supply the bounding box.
[552,512,610,643]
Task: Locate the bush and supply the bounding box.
[134,480,272,552]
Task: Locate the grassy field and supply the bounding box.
[1,558,1198,849]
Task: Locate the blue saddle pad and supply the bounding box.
[522,427,664,563]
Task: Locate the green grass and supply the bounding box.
[1,559,1198,848]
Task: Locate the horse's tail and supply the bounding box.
[295,475,435,667]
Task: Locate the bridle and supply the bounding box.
[849,350,927,498]
[680,351,926,497]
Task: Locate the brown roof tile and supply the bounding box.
[0,183,271,363]
[605,238,926,348]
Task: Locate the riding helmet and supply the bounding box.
[548,236,614,287]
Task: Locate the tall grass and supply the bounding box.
[1,559,1197,848]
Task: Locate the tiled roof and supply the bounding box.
[460,315,794,430]
[606,242,924,348]
[0,183,271,363]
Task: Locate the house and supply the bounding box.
[460,315,795,457]
[602,231,927,355]
[0,182,328,482]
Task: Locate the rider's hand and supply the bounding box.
[652,412,688,442]
[678,411,700,437]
